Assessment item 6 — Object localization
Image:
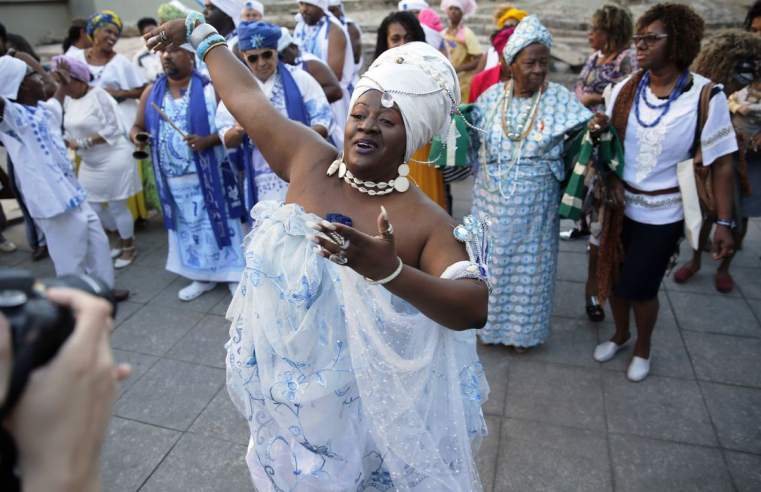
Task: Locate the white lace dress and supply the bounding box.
[226,201,490,491]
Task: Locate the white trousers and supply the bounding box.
[37,202,115,287]
[90,199,134,240]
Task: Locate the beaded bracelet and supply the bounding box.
[186,12,205,44]
[364,257,404,285]
[715,219,734,228]
[196,34,227,62]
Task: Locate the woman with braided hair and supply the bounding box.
[589,3,737,382]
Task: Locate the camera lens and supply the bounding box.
[0,290,27,308]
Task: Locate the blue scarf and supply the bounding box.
[241,62,309,222]
[146,71,244,248]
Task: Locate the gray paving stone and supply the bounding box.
[683,331,761,388]
[701,382,761,454]
[112,349,159,398]
[166,314,231,369]
[474,415,501,492]
[609,434,733,492]
[100,417,181,492]
[495,418,612,492]
[725,451,761,492]
[149,277,231,314]
[12,256,57,279]
[114,358,224,431]
[210,292,234,317]
[597,323,695,380]
[663,258,741,297]
[729,242,761,269]
[114,300,144,327]
[668,291,761,337]
[0,248,31,267]
[133,242,170,268]
[111,303,204,357]
[558,235,589,253]
[519,316,600,369]
[188,386,250,445]
[733,266,761,299]
[477,344,511,416]
[139,433,251,492]
[505,360,605,431]
[602,372,717,446]
[555,251,589,283]
[111,264,179,304]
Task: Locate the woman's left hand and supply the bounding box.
[306,206,401,281]
[713,224,735,260]
[68,139,80,151]
[144,19,189,53]
[588,112,609,136]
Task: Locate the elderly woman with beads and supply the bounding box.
[564,3,637,322]
[146,12,491,489]
[589,3,737,382]
[469,15,593,351]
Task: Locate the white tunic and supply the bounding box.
[607,73,737,224]
[63,87,142,202]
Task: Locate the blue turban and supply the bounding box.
[502,14,553,65]
[86,10,123,40]
[237,21,282,51]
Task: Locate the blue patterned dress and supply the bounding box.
[470,82,592,346]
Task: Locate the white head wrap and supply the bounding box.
[0,56,29,101]
[277,27,298,52]
[440,0,477,18]
[243,1,265,17]
[328,0,342,6]
[398,0,430,11]
[211,0,246,27]
[349,42,460,162]
[299,0,329,13]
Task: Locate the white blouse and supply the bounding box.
[607,73,737,224]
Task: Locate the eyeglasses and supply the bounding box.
[633,34,668,46]
[246,50,275,64]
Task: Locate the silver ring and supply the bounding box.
[329,254,348,265]
[382,223,394,237]
[328,231,346,247]
[160,31,168,43]
[593,124,601,131]
[191,144,195,148]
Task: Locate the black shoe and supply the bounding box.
[31,246,49,261]
[113,289,130,302]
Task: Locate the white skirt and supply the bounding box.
[78,136,142,202]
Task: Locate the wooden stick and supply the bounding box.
[150,102,187,138]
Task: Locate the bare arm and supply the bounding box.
[306,60,343,103]
[14,51,58,98]
[474,52,487,74]
[347,23,362,65]
[456,54,482,74]
[711,153,735,259]
[129,84,153,146]
[105,86,147,100]
[327,25,347,81]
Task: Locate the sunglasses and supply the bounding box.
[633,34,668,46]
[246,50,275,64]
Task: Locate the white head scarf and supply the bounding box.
[277,27,298,52]
[349,42,460,162]
[0,56,29,101]
[398,0,430,11]
[211,0,246,27]
[299,0,329,13]
[440,0,477,18]
[243,1,265,17]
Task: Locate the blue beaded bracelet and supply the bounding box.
[196,34,227,61]
[716,219,734,228]
[186,12,205,43]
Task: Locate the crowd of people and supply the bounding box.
[1,0,760,490]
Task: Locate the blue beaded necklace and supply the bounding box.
[634,69,689,128]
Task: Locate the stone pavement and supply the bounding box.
[1,177,760,491]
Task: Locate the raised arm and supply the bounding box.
[305,59,343,103]
[145,20,335,182]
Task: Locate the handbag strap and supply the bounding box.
[692,81,715,166]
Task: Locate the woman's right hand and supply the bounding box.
[604,173,626,211]
[143,19,191,53]
[588,112,610,136]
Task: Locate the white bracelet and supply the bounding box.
[364,257,404,285]
[190,23,218,49]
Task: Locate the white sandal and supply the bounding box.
[178,281,217,301]
[114,246,137,269]
[110,248,123,259]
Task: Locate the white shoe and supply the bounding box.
[110,248,123,259]
[228,282,238,295]
[114,247,136,269]
[593,339,630,362]
[178,281,217,301]
[0,240,17,253]
[627,356,651,382]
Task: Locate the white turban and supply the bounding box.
[0,56,29,101]
[328,0,342,6]
[398,0,430,11]
[277,27,298,52]
[440,0,477,18]
[243,1,265,16]
[350,42,460,162]
[211,0,246,27]
[299,0,329,13]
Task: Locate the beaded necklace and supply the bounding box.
[634,69,689,128]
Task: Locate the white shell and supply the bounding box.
[338,161,347,179]
[327,158,340,176]
[397,163,410,177]
[394,176,410,192]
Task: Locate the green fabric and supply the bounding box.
[158,3,186,22]
[559,129,624,221]
[429,104,475,168]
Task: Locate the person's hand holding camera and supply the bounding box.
[0,288,131,492]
